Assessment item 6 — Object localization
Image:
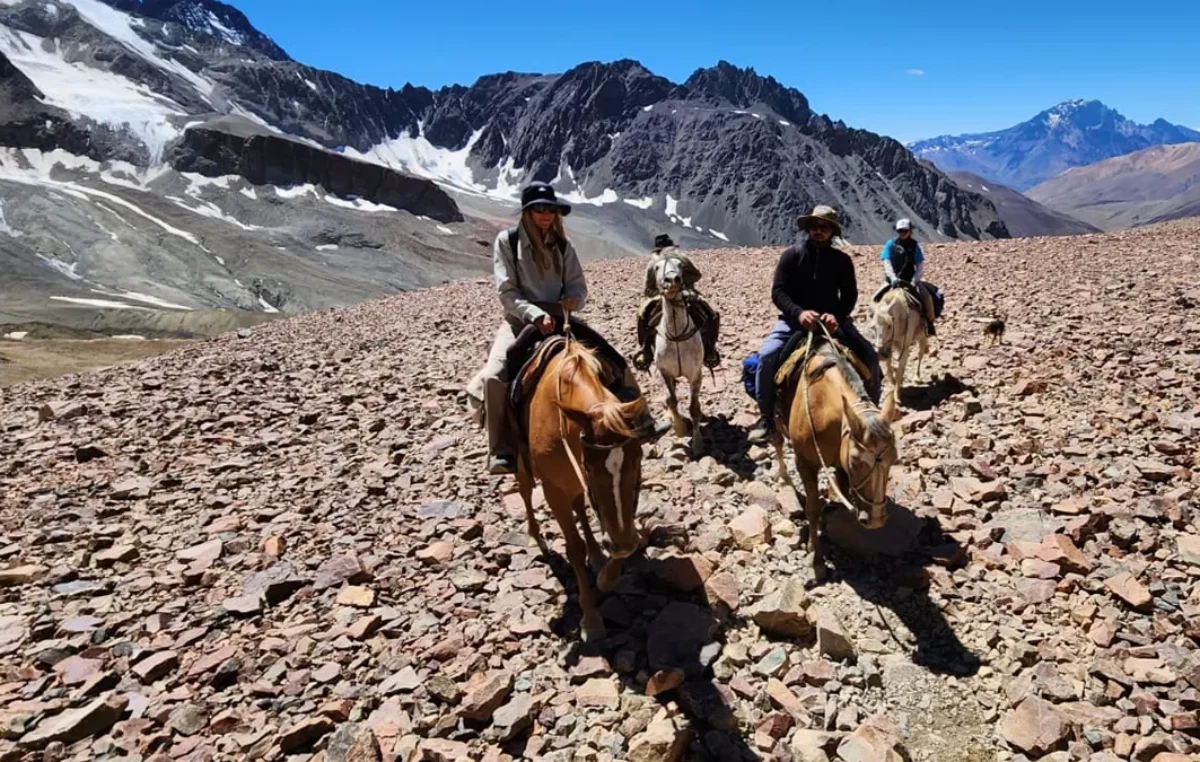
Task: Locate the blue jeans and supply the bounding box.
[754,318,882,420]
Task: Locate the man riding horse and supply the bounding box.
[466,183,646,475]
[873,218,940,336]
[749,205,882,443]
[634,234,720,372]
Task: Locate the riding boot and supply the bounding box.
[696,303,721,368]
[484,377,517,475]
[635,299,659,371]
[918,286,937,336]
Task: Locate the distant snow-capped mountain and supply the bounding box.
[911,99,1200,190]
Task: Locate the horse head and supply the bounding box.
[654,256,685,300]
[840,401,897,529]
[565,397,668,559]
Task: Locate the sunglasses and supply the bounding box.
[810,222,835,232]
[528,204,558,214]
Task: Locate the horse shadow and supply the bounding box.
[531,547,763,761]
[695,413,757,480]
[898,371,975,412]
[818,503,981,677]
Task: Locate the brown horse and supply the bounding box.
[772,335,898,582]
[515,339,667,641]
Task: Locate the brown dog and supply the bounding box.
[984,316,1006,346]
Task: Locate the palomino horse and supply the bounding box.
[874,286,928,421]
[650,256,706,454]
[771,330,898,582]
[515,335,667,641]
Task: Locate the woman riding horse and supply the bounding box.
[466,183,642,475]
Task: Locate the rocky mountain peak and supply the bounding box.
[682,60,811,125]
[100,0,290,60]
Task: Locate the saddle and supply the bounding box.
[771,330,870,422]
[507,327,627,413]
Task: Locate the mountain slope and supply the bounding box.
[2,0,1006,334]
[948,171,1100,238]
[1026,142,1200,230]
[912,100,1200,190]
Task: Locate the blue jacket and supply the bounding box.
[880,238,924,283]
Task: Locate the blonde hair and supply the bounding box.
[520,210,566,274]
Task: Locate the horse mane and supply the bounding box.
[807,342,890,440]
[557,341,646,439]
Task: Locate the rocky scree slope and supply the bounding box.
[1,221,1199,761]
[1026,142,1200,231]
[912,100,1200,191]
[948,171,1100,238]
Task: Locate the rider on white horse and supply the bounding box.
[635,234,720,372]
[873,219,940,336]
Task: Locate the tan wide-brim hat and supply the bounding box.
[796,204,843,237]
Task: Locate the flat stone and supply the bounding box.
[325,723,381,762]
[242,563,308,604]
[1104,572,1153,611]
[278,716,334,753]
[93,545,139,568]
[1176,534,1200,567]
[221,594,262,616]
[314,555,371,590]
[168,703,207,736]
[1000,696,1070,756]
[752,580,812,639]
[415,541,454,567]
[0,566,47,587]
[490,693,537,742]
[458,670,512,721]
[1037,534,1094,575]
[627,718,691,762]
[703,571,740,611]
[729,506,771,549]
[176,539,223,565]
[132,651,179,682]
[19,694,127,748]
[575,678,620,710]
[336,586,375,608]
[837,715,907,762]
[379,666,421,695]
[812,606,856,662]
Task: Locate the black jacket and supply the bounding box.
[771,236,858,329]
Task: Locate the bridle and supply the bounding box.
[799,322,894,517]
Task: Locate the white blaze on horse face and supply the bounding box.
[604,447,626,536]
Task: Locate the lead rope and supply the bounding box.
[800,321,883,517]
[557,308,594,506]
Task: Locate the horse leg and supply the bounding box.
[688,367,704,455]
[915,335,927,382]
[771,431,794,487]
[572,493,606,574]
[662,373,686,437]
[797,461,828,584]
[518,457,549,557]
[547,486,606,642]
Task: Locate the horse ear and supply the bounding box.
[843,405,867,443]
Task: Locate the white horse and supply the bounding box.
[874,286,928,421]
[651,256,706,454]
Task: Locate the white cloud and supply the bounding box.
[906,68,926,76]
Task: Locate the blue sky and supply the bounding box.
[232,0,1200,144]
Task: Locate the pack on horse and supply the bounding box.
[874,284,929,421]
[645,253,708,454]
[768,325,898,582]
[509,317,669,642]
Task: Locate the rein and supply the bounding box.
[799,322,891,517]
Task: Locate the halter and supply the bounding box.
[799,322,894,518]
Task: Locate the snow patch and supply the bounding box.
[275,184,319,199]
[90,288,192,310]
[323,194,399,213]
[346,126,490,197]
[49,296,152,310]
[642,105,653,112]
[981,185,990,192]
[315,244,339,252]
[436,225,454,234]
[204,10,245,45]
[0,28,185,162]
[779,120,791,127]
[258,297,278,313]
[3,331,29,340]
[561,187,619,207]
[0,201,23,237]
[710,229,729,241]
[37,254,82,279]
[622,196,654,210]
[112,334,145,340]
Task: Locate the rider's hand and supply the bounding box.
[799,310,820,330]
[820,313,839,332]
[536,315,555,335]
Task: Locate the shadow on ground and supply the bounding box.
[535,543,762,761]
[898,372,975,412]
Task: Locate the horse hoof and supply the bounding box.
[596,563,621,593]
[807,565,830,589]
[582,614,607,642]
